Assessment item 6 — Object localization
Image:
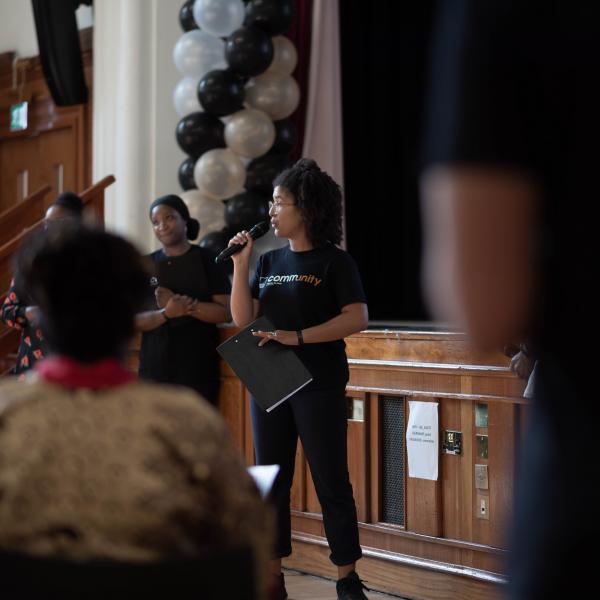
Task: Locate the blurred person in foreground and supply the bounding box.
[0,226,272,598]
[420,1,598,597]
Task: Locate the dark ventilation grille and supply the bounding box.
[381,396,405,526]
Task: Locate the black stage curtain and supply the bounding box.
[340,2,436,322]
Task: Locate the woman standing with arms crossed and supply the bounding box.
[136,195,231,405]
[228,159,369,600]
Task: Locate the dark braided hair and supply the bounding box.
[273,158,343,246]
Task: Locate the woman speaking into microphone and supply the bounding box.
[229,159,370,600]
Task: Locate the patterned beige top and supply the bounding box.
[0,376,272,595]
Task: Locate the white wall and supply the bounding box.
[93,0,184,252]
[0,0,93,57]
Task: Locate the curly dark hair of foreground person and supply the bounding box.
[273,158,344,246]
[15,225,149,363]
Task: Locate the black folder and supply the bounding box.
[217,316,313,412]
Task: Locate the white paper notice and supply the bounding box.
[406,401,439,480]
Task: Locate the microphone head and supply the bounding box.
[249,221,270,240]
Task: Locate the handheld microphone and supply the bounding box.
[215,221,270,264]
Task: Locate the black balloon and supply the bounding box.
[199,228,234,274]
[179,0,198,32]
[245,0,294,36]
[246,154,291,194]
[224,191,270,232]
[269,119,297,155]
[198,69,245,117]
[175,112,225,159]
[178,157,197,191]
[225,26,274,77]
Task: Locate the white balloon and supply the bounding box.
[173,77,203,117]
[269,36,298,75]
[193,0,245,37]
[181,190,227,236]
[173,30,226,79]
[245,71,300,120]
[193,148,246,200]
[225,108,276,158]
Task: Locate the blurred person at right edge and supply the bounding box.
[420,1,598,598]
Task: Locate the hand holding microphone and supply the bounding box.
[215,221,270,264]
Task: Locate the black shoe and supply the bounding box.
[336,571,369,599]
[274,572,288,600]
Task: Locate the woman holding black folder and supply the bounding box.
[229,159,370,600]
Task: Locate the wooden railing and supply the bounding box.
[0,185,52,247]
[0,175,115,375]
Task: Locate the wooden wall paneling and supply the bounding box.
[470,370,525,398]
[243,388,255,465]
[440,397,463,540]
[460,397,475,544]
[346,332,509,368]
[405,396,442,536]
[346,389,368,523]
[0,34,93,214]
[218,377,246,455]
[37,118,81,199]
[305,452,321,514]
[0,135,40,210]
[290,444,306,511]
[368,392,381,524]
[347,419,367,522]
[285,536,505,600]
[484,402,516,549]
[349,362,462,395]
[211,328,526,597]
[0,184,51,247]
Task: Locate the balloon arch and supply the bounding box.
[172,0,298,270]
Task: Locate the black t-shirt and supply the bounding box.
[422,0,599,367]
[251,244,367,391]
[139,245,231,390]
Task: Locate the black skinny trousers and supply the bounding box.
[250,388,362,566]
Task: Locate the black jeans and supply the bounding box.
[250,387,362,566]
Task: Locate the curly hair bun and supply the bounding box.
[294,158,319,173]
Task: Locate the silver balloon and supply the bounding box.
[173,29,226,79]
[225,108,276,158]
[173,77,203,117]
[193,148,246,200]
[245,71,300,120]
[181,190,226,236]
[269,36,298,75]
[193,0,245,37]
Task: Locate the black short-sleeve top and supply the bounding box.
[139,245,231,387]
[251,244,367,391]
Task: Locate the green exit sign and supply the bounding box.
[10,101,28,131]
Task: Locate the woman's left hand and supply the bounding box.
[253,329,297,347]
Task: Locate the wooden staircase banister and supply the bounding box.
[0,185,52,248]
[79,175,116,202]
[79,175,115,223]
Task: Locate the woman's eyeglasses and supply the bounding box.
[268,201,295,212]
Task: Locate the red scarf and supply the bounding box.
[36,356,134,390]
